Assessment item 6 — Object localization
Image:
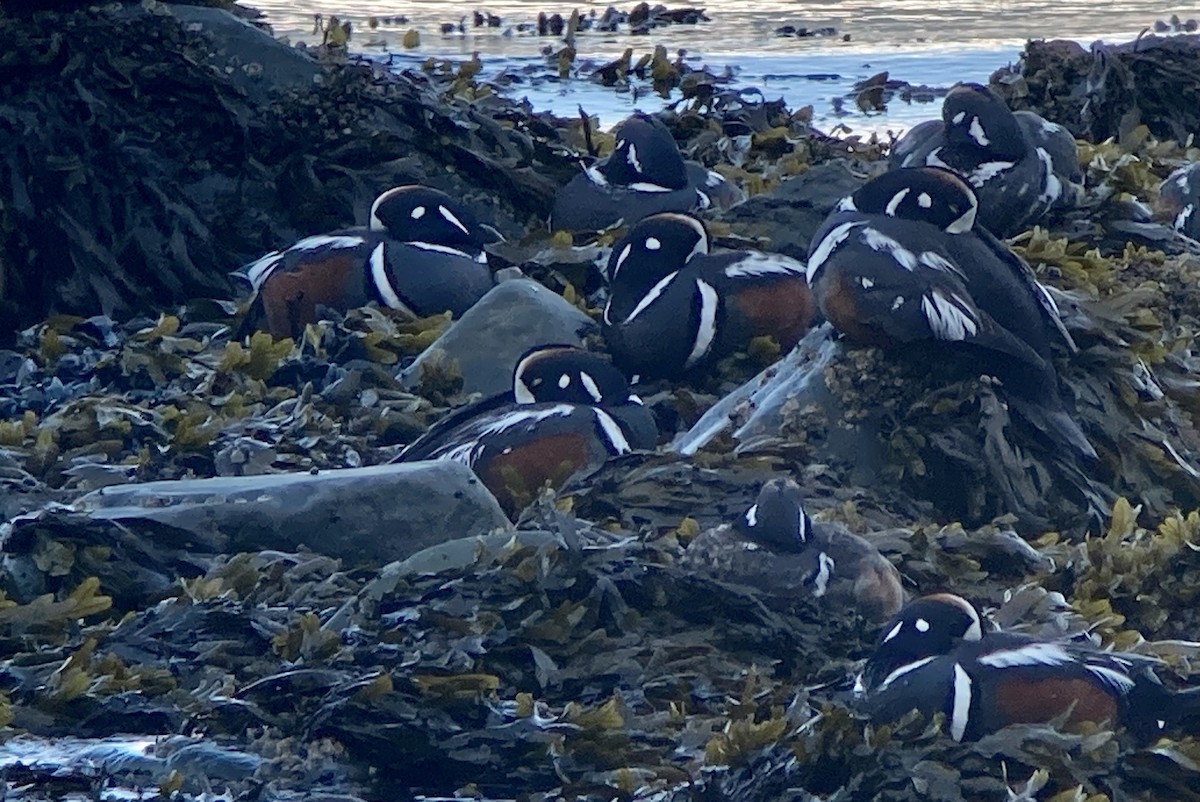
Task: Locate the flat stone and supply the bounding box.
[74,461,511,565]
[399,278,597,398]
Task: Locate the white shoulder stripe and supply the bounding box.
[685,279,719,368]
[592,408,632,454]
[370,243,414,314]
[806,221,865,283]
[950,663,972,741]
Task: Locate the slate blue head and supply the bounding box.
[941,83,1026,162]
[512,344,639,407]
[596,112,689,190]
[860,593,983,692]
[369,185,488,256]
[604,213,710,324]
[734,477,814,554]
[841,167,980,234]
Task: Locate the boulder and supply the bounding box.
[399,278,597,398]
[74,461,511,564]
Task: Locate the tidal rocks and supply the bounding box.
[399,278,597,398]
[73,461,511,564]
[0,4,566,341]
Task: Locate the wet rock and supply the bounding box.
[399,278,596,398]
[74,462,511,564]
[716,161,867,259]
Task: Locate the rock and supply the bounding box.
[399,278,597,398]
[163,5,322,104]
[716,162,867,259]
[674,325,885,489]
[74,462,511,565]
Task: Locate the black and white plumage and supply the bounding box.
[394,344,657,517]
[1158,162,1200,240]
[807,167,1094,458]
[859,593,1200,742]
[550,113,742,232]
[603,213,818,379]
[890,83,1069,238]
[237,185,494,339]
[368,185,492,262]
[682,477,905,622]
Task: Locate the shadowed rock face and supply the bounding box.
[0,4,571,342]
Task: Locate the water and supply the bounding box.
[250,1,1180,131]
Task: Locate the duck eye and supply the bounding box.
[411,206,426,219]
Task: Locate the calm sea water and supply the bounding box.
[251,1,1183,132]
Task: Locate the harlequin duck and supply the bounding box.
[394,344,657,517]
[603,212,817,379]
[1157,162,1200,240]
[550,112,742,232]
[240,186,494,339]
[681,477,904,622]
[890,83,1064,238]
[858,593,1200,741]
[808,166,1094,458]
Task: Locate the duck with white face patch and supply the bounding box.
[807,166,1095,459]
[393,344,657,518]
[236,184,496,339]
[681,477,905,622]
[550,112,743,232]
[603,212,818,380]
[890,82,1072,238]
[859,593,1200,742]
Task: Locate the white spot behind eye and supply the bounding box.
[645,237,661,251]
[968,117,990,147]
[882,621,904,643]
[627,143,643,173]
[439,205,471,236]
[579,371,603,402]
[918,192,933,208]
[915,618,930,632]
[951,111,966,124]
[745,503,758,527]
[558,374,571,389]
[885,187,910,216]
[613,243,633,277]
[411,206,426,219]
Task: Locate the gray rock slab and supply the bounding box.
[399,278,597,398]
[718,161,867,259]
[74,462,511,565]
[166,6,322,104]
